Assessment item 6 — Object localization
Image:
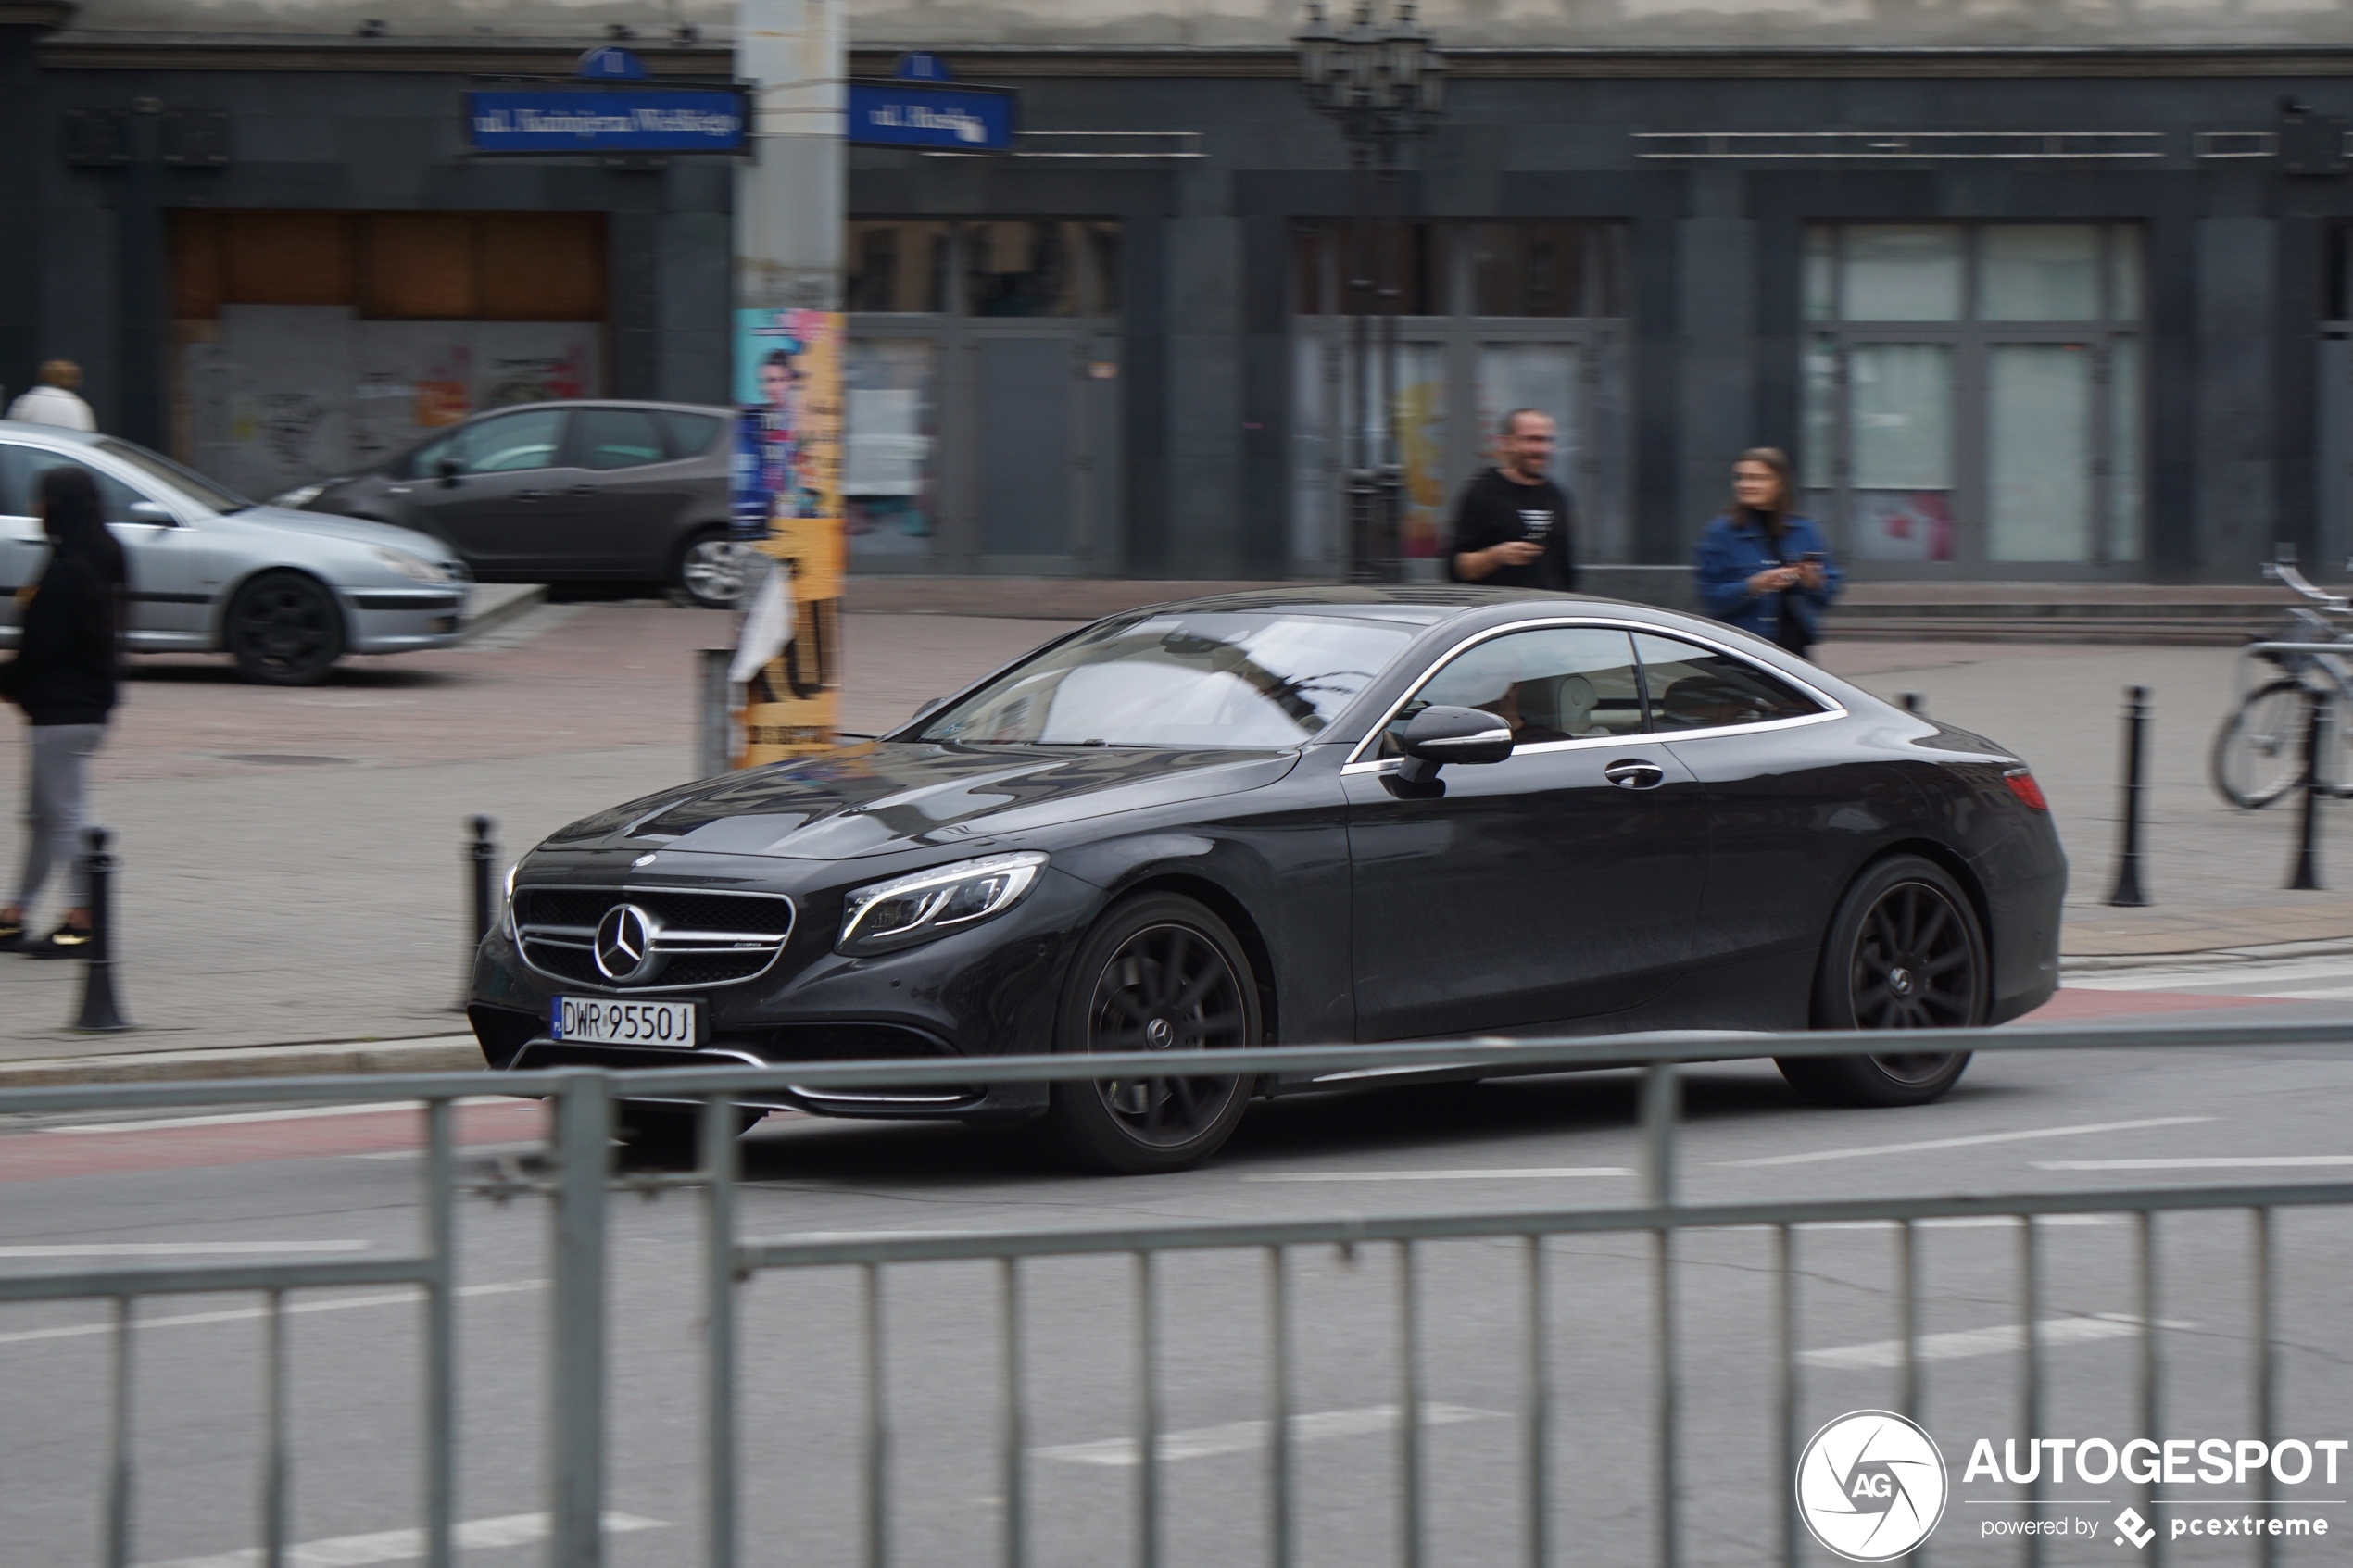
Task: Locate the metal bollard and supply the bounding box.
[699,647,735,778]
[2108,685,2151,907]
[457,816,497,1009]
[2290,688,2326,891]
[70,827,130,1033]
[1899,691,1923,715]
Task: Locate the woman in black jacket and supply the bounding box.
[0,465,127,955]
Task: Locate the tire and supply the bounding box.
[615,1102,763,1159]
[676,530,751,610]
[1042,893,1263,1174]
[2212,679,2319,810]
[225,571,346,686]
[1777,855,1985,1109]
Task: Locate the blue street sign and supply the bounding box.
[467,89,748,154]
[576,45,648,79]
[892,51,952,82]
[846,80,1015,152]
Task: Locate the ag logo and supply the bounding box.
[1795,1410,1949,1562]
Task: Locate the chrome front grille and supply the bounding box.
[513,885,796,992]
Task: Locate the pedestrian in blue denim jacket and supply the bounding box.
[1692,447,1843,659]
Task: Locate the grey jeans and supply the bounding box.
[17,722,104,910]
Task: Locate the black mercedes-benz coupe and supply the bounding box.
[467,587,2065,1172]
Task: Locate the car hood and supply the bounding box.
[224,505,448,558]
[541,741,1303,860]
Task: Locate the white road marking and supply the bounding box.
[1032,1402,1503,1467]
[1806,1215,2117,1232]
[0,1280,543,1348]
[0,1241,369,1258]
[44,1098,522,1135]
[1717,1116,2213,1168]
[2037,1156,2353,1171]
[138,1510,663,1568]
[2262,986,2353,1000]
[1801,1314,2193,1371]
[1241,1167,1630,1183]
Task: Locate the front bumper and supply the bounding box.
[467,863,1102,1121]
[340,585,469,653]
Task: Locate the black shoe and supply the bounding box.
[0,920,23,953]
[27,925,94,960]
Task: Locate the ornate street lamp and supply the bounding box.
[1295,2,1445,582]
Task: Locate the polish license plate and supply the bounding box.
[550,997,700,1047]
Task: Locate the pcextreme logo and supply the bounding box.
[1796,1411,1951,1562]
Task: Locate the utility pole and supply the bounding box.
[735,0,847,765]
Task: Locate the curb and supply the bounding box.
[460,583,548,641]
[0,1034,484,1088]
[2063,937,2353,973]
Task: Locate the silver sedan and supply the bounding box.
[0,421,471,684]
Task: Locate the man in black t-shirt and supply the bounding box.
[1445,408,1579,593]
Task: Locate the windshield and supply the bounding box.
[915,611,1414,748]
[94,438,252,514]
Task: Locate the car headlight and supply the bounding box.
[837,852,1048,956]
[271,483,329,508]
[374,547,451,583]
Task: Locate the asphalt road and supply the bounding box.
[5,975,2352,1566]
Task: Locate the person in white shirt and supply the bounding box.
[7,362,96,432]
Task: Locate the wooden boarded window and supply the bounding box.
[170,210,608,321]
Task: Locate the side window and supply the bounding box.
[394,434,451,481]
[447,409,568,475]
[1634,633,1822,732]
[3,447,153,524]
[573,408,670,471]
[1382,627,1645,756]
[661,411,724,457]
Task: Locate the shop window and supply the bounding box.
[845,221,951,313]
[1802,223,2144,567]
[844,220,1120,317]
[1290,221,1632,570]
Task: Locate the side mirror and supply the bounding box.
[1393,704,1514,784]
[127,500,175,525]
[436,458,462,487]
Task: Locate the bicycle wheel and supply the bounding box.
[2212,679,2319,809]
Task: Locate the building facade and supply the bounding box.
[10,0,2353,583]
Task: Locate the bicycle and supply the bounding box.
[2211,556,2353,809]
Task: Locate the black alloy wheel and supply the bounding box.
[226,571,346,686]
[1044,893,1262,1174]
[1778,855,1984,1109]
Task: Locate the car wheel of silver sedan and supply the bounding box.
[226,571,346,686]
[677,531,749,610]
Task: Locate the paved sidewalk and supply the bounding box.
[0,601,2343,1077]
[1818,641,2353,959]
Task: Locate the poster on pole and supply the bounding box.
[732,307,845,763]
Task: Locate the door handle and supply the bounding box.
[514,489,549,502]
[1604,759,1667,790]
[565,485,597,497]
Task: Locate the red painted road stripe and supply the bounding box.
[0,1101,547,1184]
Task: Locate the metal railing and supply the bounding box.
[6,1016,2353,1566]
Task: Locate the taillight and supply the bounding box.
[2003,769,2048,811]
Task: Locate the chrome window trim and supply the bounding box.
[511,884,797,994]
[1340,615,1849,770]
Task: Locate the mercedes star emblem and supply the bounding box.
[594,903,664,983]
